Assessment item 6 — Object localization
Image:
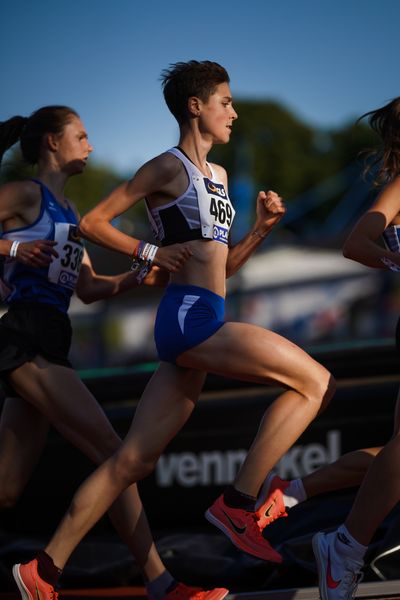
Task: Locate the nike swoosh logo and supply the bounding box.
[263,502,275,518]
[326,548,341,589]
[222,509,246,534]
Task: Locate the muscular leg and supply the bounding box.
[0,397,49,507]
[177,322,335,497]
[303,385,400,501]
[339,386,400,546]
[39,363,205,569]
[302,447,381,498]
[344,436,400,546]
[9,358,205,579]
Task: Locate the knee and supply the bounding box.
[302,367,336,414]
[112,447,158,487]
[319,371,336,411]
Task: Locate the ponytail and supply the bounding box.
[0,116,28,166]
[0,105,78,169]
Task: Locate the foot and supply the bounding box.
[205,494,282,562]
[13,559,59,600]
[256,475,288,530]
[165,582,229,600]
[312,531,363,600]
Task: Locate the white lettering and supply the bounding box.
[155,431,341,487]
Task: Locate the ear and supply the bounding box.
[46,133,59,152]
[188,96,201,118]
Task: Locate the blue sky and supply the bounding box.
[1,0,398,176]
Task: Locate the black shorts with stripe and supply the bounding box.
[0,302,73,396]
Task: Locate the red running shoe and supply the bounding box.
[165,582,229,600]
[205,495,282,563]
[12,559,59,600]
[256,475,288,530]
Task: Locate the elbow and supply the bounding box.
[342,239,357,261]
[76,291,95,305]
[78,215,94,241]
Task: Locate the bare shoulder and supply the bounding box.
[145,151,184,183]
[0,179,40,207]
[373,176,400,210]
[131,150,185,195]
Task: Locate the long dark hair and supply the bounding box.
[0,105,78,167]
[359,97,400,186]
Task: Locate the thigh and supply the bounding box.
[0,396,49,499]
[9,357,121,464]
[177,321,329,392]
[122,362,207,460]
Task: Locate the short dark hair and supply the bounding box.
[161,60,230,124]
[0,105,78,166]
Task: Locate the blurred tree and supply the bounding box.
[209,100,378,244]
[210,100,377,197]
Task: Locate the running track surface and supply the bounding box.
[3,580,400,600]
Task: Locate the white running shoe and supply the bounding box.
[312,531,363,600]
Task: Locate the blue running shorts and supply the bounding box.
[154,283,225,363]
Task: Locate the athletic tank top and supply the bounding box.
[145,147,235,246]
[0,179,84,313]
[383,225,400,253]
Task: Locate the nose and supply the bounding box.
[88,142,94,153]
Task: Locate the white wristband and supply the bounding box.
[139,243,158,265]
[9,240,20,258]
[145,244,158,264]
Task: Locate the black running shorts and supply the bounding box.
[0,302,73,395]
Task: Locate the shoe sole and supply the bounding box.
[205,589,229,600]
[12,564,32,600]
[205,509,281,563]
[311,533,329,600]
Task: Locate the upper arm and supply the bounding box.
[349,178,400,243]
[75,249,95,295]
[82,153,182,224]
[0,181,38,224]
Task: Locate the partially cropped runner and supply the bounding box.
[312,96,400,600]
[0,106,225,600]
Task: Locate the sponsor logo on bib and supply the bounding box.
[213,224,229,244]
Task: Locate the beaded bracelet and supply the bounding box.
[131,241,159,283]
[9,240,20,258]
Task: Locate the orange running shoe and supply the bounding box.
[12,559,59,600]
[256,476,288,530]
[165,582,229,600]
[205,495,282,563]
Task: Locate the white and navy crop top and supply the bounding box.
[145,147,235,246]
[0,179,84,313]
